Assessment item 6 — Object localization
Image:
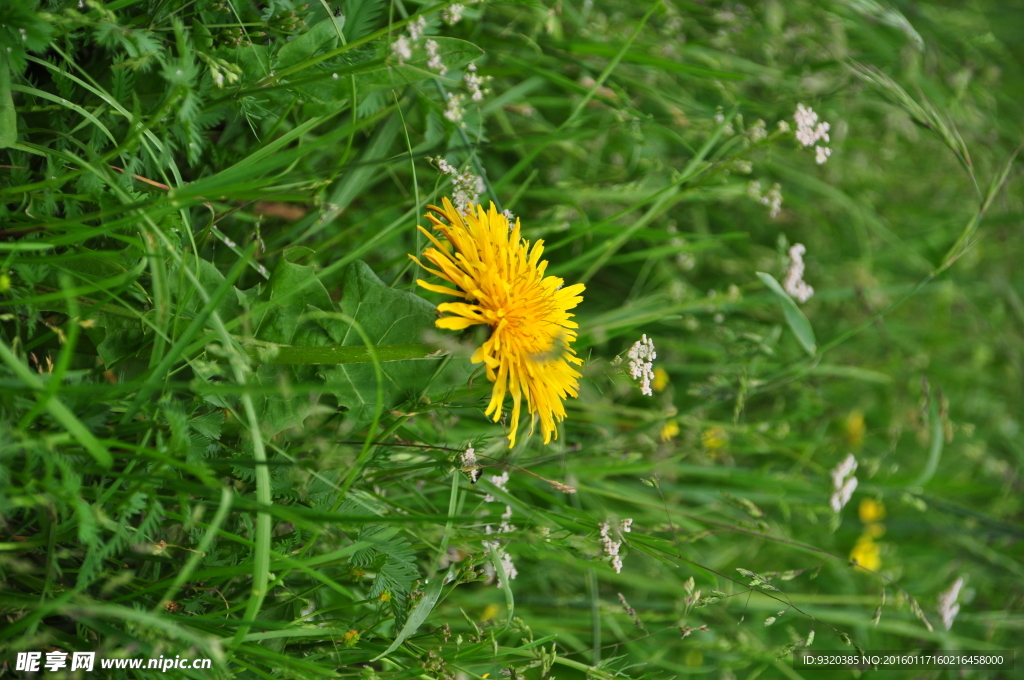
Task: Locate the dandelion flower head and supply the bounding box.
[410,198,586,447]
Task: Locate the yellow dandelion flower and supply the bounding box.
[652,366,670,392]
[858,498,885,524]
[850,534,881,571]
[660,420,680,441]
[410,199,586,448]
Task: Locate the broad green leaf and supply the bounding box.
[253,247,336,435]
[169,257,242,327]
[254,247,333,345]
[756,272,817,356]
[30,256,148,366]
[275,16,347,71]
[318,260,443,430]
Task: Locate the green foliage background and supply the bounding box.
[1,0,1022,678]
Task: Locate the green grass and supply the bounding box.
[1,0,1023,678]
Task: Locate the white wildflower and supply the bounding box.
[407,15,427,41]
[620,518,633,533]
[713,107,734,135]
[762,182,783,219]
[829,453,858,513]
[794,103,833,163]
[776,120,790,133]
[482,540,517,586]
[425,39,446,75]
[748,118,767,142]
[433,157,485,213]
[464,62,491,101]
[627,334,657,396]
[599,521,625,573]
[444,92,466,126]
[735,160,752,174]
[499,504,516,533]
[442,3,465,25]
[391,35,412,64]
[460,446,481,482]
[484,470,509,503]
[501,208,516,227]
[783,243,814,303]
[937,577,964,630]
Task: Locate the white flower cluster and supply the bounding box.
[747,118,767,142]
[747,180,783,219]
[464,62,491,101]
[442,3,465,25]
[391,14,431,66]
[460,445,481,482]
[390,35,412,63]
[783,243,814,303]
[483,470,508,504]
[460,446,477,468]
[829,453,858,513]
[407,15,427,40]
[482,468,517,586]
[433,157,486,213]
[627,334,657,396]
[713,108,734,135]
[425,39,446,75]
[937,576,964,631]
[482,539,518,585]
[501,208,517,227]
[793,103,832,164]
[599,519,632,574]
[443,93,466,126]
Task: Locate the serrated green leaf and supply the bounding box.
[276,16,346,71]
[342,0,386,42]
[318,260,444,430]
[252,247,335,435]
[756,271,816,356]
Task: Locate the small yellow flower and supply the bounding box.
[379,591,391,602]
[652,366,670,392]
[845,409,865,449]
[341,629,360,648]
[858,498,885,523]
[481,603,500,621]
[850,535,881,571]
[0,273,10,293]
[864,522,886,538]
[660,421,680,441]
[410,199,586,447]
[702,426,728,450]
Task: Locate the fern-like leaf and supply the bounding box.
[342,0,386,42]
